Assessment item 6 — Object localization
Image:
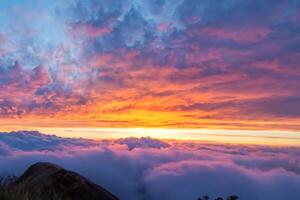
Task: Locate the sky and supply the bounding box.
[0,0,300,143]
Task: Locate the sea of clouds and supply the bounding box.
[0,131,300,200]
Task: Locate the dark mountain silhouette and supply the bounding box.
[0,162,119,200]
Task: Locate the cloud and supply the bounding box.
[0,1,300,130]
[144,160,300,200]
[0,131,94,151]
[115,137,170,150]
[69,23,112,38]
[0,141,11,156]
[0,131,300,200]
[201,26,271,43]
[174,95,300,119]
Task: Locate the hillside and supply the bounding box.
[0,162,119,200]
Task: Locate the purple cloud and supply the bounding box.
[1,131,300,200]
[115,137,170,150]
[0,0,300,129]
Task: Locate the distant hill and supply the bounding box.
[0,162,119,200]
[0,131,94,151]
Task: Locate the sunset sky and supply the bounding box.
[1,2,300,199]
[0,0,300,144]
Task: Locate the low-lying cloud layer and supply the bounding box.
[0,131,299,200]
[116,137,170,150]
[0,131,95,151]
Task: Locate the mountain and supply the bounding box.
[1,162,119,200]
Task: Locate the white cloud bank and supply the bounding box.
[0,131,300,200]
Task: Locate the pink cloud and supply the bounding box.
[0,132,300,200]
[201,26,271,43]
[69,23,112,38]
[157,23,170,32]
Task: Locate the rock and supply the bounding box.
[15,162,119,200]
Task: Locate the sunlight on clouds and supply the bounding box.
[0,0,300,143]
[30,128,300,147]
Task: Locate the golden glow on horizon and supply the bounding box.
[1,127,299,147]
[1,2,300,142]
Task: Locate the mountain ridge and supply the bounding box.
[1,162,119,200]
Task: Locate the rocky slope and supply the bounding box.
[5,162,119,200]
